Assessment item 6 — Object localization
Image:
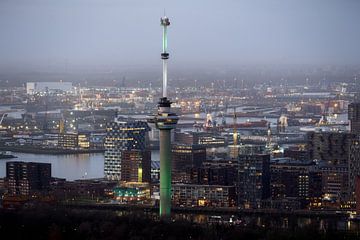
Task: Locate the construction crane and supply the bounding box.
[233,107,238,146]
[59,116,65,134]
[43,87,49,133]
[0,113,8,129]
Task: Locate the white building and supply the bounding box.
[26,82,73,95]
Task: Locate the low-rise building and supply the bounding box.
[172,184,236,208]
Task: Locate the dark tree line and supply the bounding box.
[0,207,359,240]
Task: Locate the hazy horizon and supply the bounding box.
[1,0,360,71]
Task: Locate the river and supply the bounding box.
[0,151,160,181]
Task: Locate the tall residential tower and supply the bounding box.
[148,15,179,218]
[104,118,150,181]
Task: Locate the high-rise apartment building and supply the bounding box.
[349,137,360,198]
[6,161,51,196]
[238,154,271,209]
[104,118,150,180]
[121,150,151,183]
[349,102,360,135]
[270,159,322,207]
[307,131,355,165]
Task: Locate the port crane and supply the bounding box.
[0,113,8,130]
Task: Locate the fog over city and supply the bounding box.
[1,0,360,74]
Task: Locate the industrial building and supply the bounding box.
[26,82,73,95]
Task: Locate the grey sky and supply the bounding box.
[0,0,359,68]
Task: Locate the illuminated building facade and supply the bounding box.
[171,144,206,183]
[283,146,309,161]
[58,133,78,149]
[78,134,90,149]
[6,161,51,196]
[270,159,322,207]
[356,176,360,215]
[174,131,227,147]
[349,138,360,199]
[317,163,349,203]
[349,102,360,135]
[121,150,151,183]
[190,166,236,186]
[172,184,236,207]
[104,118,150,180]
[113,182,151,203]
[238,154,271,209]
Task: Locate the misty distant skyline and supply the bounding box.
[1,0,360,70]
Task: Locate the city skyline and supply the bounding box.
[1,2,360,238]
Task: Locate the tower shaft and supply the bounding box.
[163,60,168,98]
[159,129,172,216]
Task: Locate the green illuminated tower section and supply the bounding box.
[161,16,169,98]
[148,15,178,218]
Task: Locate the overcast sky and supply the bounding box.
[1,0,359,69]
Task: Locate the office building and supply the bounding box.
[78,134,90,149]
[190,165,236,186]
[317,162,349,203]
[283,145,309,161]
[58,133,78,149]
[89,133,106,149]
[172,144,206,183]
[174,131,227,147]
